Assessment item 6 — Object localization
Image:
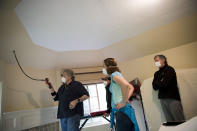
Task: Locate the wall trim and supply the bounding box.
[2,106,59,131]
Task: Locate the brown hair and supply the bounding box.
[104,58,121,75]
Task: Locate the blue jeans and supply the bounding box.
[60,114,80,131]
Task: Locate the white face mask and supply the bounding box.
[61,77,66,83]
[155,61,161,67]
[102,68,108,75]
[103,81,108,85]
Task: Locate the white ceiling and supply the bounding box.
[1,0,197,69]
[15,0,197,51]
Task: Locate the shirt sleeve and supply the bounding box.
[77,82,89,97]
[111,72,122,82]
[152,72,159,90]
[51,91,59,101]
[51,86,62,101]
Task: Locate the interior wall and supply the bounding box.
[101,12,197,63]
[141,68,197,131]
[176,68,197,120]
[3,62,58,112]
[140,77,164,131]
[2,63,105,112]
[0,60,6,129]
[56,66,105,86]
[119,41,197,82]
[119,41,197,131]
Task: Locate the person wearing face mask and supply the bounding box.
[152,55,185,122]
[46,69,89,131]
[103,58,139,131]
[102,77,112,117]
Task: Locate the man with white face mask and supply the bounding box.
[152,55,185,122]
[47,69,89,131]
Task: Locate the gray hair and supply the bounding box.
[63,69,75,80]
[154,55,168,64]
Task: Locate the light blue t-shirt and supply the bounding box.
[109,71,140,131]
[110,71,123,108]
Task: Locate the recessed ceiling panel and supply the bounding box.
[15,0,197,51]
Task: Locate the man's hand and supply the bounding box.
[50,88,55,92]
[69,99,78,109]
[116,102,126,110]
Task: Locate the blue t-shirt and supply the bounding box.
[109,72,140,131]
[110,71,123,108]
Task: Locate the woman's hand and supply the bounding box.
[116,102,126,110]
[69,99,78,109]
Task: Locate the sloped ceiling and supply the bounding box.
[0,0,197,69]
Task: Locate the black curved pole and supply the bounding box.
[13,50,45,81]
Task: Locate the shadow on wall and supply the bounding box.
[40,89,54,107]
[26,93,40,108]
[6,87,41,108]
[0,82,2,129]
[152,88,166,122]
[6,87,55,109]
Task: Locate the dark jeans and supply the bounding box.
[115,111,135,131]
[60,114,80,131]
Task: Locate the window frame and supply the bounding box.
[83,82,106,113]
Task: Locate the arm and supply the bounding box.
[45,79,59,101]
[50,88,59,101]
[78,94,89,102]
[113,75,134,109]
[77,83,89,102]
[69,95,89,109]
[154,68,176,89]
[152,72,159,90]
[69,83,89,109]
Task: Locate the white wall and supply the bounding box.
[141,77,166,131]
[0,60,6,130]
[2,107,58,131]
[119,41,197,82]
[141,68,197,131]
[176,68,197,120]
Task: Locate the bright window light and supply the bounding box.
[83,83,107,115]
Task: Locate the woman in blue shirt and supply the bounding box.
[102,58,140,131]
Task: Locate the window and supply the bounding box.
[83,83,107,115]
[81,83,109,128]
